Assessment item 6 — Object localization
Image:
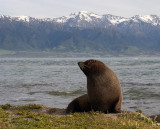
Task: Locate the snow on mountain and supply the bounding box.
[0,14,10,18]
[54,11,160,27]
[0,14,12,21]
[0,14,5,18]
[74,11,102,21]
[15,16,30,22]
[1,12,160,27]
[54,11,102,23]
[54,16,68,23]
[102,14,129,24]
[0,14,31,22]
[131,15,160,26]
[73,11,92,22]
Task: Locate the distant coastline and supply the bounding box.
[1,51,160,58]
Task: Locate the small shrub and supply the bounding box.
[17,104,43,110]
[1,104,12,110]
[136,110,142,114]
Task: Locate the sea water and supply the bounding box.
[0,57,160,115]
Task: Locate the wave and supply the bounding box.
[22,83,56,87]
[28,89,86,96]
[47,89,86,96]
[121,82,160,86]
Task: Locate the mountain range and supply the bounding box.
[0,11,160,56]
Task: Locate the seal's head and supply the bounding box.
[78,59,106,76]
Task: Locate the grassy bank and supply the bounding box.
[0,104,159,129]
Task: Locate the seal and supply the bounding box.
[66,94,91,114]
[78,59,122,113]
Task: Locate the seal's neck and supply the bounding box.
[87,73,109,87]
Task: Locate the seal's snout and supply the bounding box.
[78,62,84,68]
[78,62,85,70]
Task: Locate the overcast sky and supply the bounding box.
[0,0,160,18]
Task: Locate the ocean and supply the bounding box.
[0,57,160,115]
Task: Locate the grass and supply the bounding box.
[0,104,159,129]
[0,49,15,55]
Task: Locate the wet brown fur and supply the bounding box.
[78,59,122,113]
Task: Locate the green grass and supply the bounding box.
[0,104,159,129]
[0,49,15,55]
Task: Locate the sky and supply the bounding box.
[0,0,160,18]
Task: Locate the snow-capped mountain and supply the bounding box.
[54,11,102,23]
[53,11,110,28]
[0,14,53,23]
[53,11,160,27]
[0,14,31,22]
[53,11,127,27]
[131,15,160,26]
[1,11,160,55]
[102,14,129,25]
[14,16,30,22]
[1,11,160,27]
